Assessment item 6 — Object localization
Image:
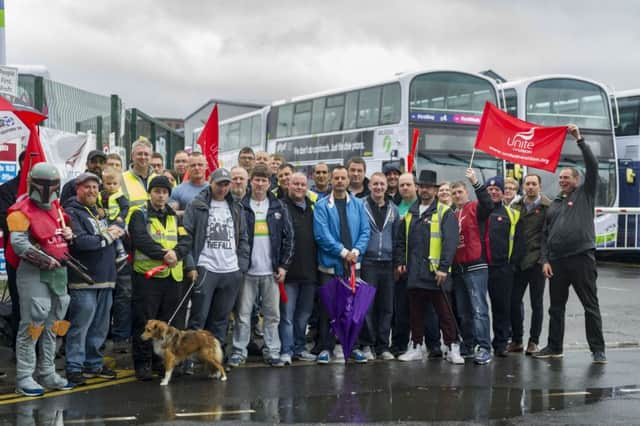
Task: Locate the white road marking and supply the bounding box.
[546,391,591,397]
[65,416,137,423]
[599,286,630,292]
[175,409,257,417]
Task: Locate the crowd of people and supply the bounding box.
[0,124,608,396]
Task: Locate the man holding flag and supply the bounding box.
[535,125,607,364]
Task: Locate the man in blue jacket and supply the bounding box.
[313,165,370,364]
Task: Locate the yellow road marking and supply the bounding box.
[0,370,137,406]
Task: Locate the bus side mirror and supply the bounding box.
[627,167,636,184]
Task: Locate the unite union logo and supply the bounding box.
[506,128,537,154]
[0,116,15,128]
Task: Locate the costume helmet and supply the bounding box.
[28,163,61,210]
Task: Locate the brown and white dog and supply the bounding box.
[141,319,227,386]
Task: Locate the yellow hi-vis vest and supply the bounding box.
[121,170,157,223]
[106,190,125,222]
[133,210,183,282]
[405,202,451,272]
[503,206,520,260]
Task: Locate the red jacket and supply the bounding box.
[453,183,492,269]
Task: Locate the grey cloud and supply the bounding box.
[6,0,640,117]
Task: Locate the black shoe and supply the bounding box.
[135,365,153,381]
[98,366,117,379]
[495,349,509,357]
[427,347,443,360]
[66,371,86,386]
[532,346,564,359]
[592,351,607,364]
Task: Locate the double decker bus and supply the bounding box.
[502,76,619,248]
[614,89,640,207]
[266,70,502,180]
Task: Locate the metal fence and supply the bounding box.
[596,208,640,250]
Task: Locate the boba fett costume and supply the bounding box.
[6,163,74,396]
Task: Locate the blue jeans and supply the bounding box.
[66,288,113,373]
[453,268,491,352]
[279,281,316,356]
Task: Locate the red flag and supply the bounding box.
[17,123,47,196]
[474,102,568,173]
[196,105,219,176]
[407,128,419,172]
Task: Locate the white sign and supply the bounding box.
[0,66,18,98]
[0,111,29,143]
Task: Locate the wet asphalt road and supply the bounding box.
[0,261,639,424]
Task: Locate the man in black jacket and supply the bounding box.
[279,172,318,364]
[535,124,607,364]
[129,176,195,381]
[477,175,524,357]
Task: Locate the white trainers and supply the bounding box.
[446,343,465,365]
[362,346,375,361]
[398,343,424,362]
[379,351,395,361]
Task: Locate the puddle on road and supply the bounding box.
[20,384,639,424]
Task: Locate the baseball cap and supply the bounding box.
[75,172,101,186]
[87,150,107,162]
[211,168,232,183]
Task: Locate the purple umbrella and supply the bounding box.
[318,265,377,360]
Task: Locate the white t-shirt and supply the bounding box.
[197,200,239,273]
[248,197,272,276]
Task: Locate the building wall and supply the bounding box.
[184,102,261,149]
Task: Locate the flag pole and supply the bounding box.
[468,148,476,169]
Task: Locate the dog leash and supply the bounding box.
[167,277,197,326]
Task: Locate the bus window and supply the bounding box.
[277,104,294,138]
[219,124,228,150]
[311,98,325,133]
[504,88,517,117]
[615,96,640,136]
[240,117,252,147]
[292,101,312,136]
[381,83,401,124]
[357,86,381,128]
[251,115,262,147]
[526,79,610,130]
[228,121,240,150]
[324,95,344,132]
[410,72,497,114]
[345,91,358,130]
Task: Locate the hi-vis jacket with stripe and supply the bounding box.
[394,200,459,291]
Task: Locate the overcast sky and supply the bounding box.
[6,0,639,119]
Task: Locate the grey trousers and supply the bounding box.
[15,262,69,383]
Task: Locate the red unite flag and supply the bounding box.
[196,104,219,176]
[474,102,568,173]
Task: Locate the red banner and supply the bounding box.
[196,104,219,177]
[474,102,568,172]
